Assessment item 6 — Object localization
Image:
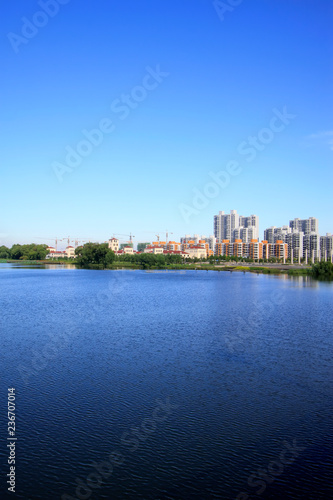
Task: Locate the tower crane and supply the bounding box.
[33,236,64,251]
[111,233,135,246]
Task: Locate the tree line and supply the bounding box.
[75,243,183,269]
[0,244,49,260]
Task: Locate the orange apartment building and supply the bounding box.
[274,240,288,260]
[215,240,231,256]
[214,238,287,260]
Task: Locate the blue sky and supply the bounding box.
[1,0,332,248]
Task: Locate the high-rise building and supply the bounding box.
[285,231,304,260]
[214,210,258,243]
[263,226,291,244]
[303,232,320,260]
[320,233,333,261]
[181,235,215,250]
[289,217,318,235]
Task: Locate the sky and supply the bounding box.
[1,0,332,248]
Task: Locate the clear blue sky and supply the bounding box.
[1,0,332,248]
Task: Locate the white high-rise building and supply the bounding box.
[320,233,333,261]
[263,226,291,244]
[214,210,258,243]
[303,232,320,260]
[285,231,304,260]
[239,215,259,231]
[289,217,318,235]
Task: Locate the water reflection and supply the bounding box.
[0,263,77,270]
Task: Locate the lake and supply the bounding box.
[0,265,332,499]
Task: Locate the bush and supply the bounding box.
[311,261,333,280]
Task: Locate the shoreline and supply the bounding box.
[0,259,313,277]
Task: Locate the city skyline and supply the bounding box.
[2,209,331,252]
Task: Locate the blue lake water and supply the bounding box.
[0,265,332,499]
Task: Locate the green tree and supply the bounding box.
[0,245,11,259]
[9,243,48,260]
[311,261,333,280]
[75,243,115,268]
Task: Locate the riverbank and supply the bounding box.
[2,259,329,278]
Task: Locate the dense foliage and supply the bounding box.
[0,244,48,260]
[116,252,182,268]
[74,243,183,269]
[75,243,115,268]
[311,261,333,280]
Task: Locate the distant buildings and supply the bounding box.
[108,237,119,252]
[214,210,259,243]
[180,234,216,251]
[65,246,75,258]
[45,215,331,264]
[213,213,331,263]
[263,217,321,261]
[142,237,214,259]
[263,226,291,244]
[214,239,288,261]
[289,217,318,234]
[46,245,76,259]
[320,234,333,261]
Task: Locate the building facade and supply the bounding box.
[214,210,259,243]
[320,233,333,261]
[108,237,119,252]
[289,217,318,235]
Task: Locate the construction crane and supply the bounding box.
[143,230,174,243]
[33,236,64,251]
[34,236,93,250]
[111,233,135,246]
[166,230,173,243]
[74,239,89,248]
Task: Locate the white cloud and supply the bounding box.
[306,130,333,150]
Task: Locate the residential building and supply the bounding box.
[248,239,263,260]
[214,210,239,242]
[108,237,119,252]
[303,232,320,260]
[320,233,333,261]
[46,250,66,259]
[229,239,243,258]
[215,240,231,257]
[181,235,215,250]
[262,241,273,259]
[165,241,181,252]
[65,246,75,258]
[144,246,164,254]
[274,240,288,260]
[214,210,259,243]
[285,232,304,260]
[116,246,134,255]
[263,226,291,244]
[289,217,318,235]
[185,246,207,259]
